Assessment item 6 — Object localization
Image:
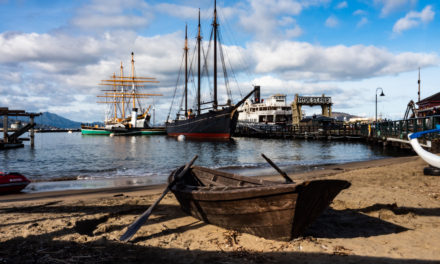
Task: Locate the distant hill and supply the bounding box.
[0,112,83,129]
[332,112,360,121]
[34,112,83,129]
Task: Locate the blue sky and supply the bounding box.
[0,0,439,122]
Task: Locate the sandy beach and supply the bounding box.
[1,155,439,263]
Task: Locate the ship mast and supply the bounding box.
[213,0,218,110]
[112,72,117,121]
[131,52,136,109]
[185,24,189,117]
[418,67,421,102]
[97,53,162,126]
[197,9,202,115]
[120,62,125,120]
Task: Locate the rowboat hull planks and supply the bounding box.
[169,166,350,241]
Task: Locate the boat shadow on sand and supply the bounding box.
[306,202,440,239]
[305,207,409,238]
[1,202,439,263]
[0,231,438,264]
[0,201,425,241]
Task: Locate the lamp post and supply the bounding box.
[375,87,385,123]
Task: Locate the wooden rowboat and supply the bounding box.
[169,166,350,241]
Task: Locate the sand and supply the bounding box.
[1,156,440,263]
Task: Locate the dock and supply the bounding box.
[235,115,440,152]
[0,107,41,150]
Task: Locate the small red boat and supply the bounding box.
[0,172,31,194]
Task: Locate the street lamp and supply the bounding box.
[375,87,385,123]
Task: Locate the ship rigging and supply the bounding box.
[166,1,256,139]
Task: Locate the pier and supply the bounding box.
[0,107,41,149]
[235,122,363,140]
[366,115,440,152]
[235,115,440,152]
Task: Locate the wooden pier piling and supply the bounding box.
[2,112,7,143]
[30,116,35,148]
[0,107,41,150]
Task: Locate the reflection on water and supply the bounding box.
[0,132,409,192]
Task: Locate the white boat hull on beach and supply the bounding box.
[408,133,440,168]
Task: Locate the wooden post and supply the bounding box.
[3,114,8,143]
[30,115,35,148]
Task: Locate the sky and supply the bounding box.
[0,0,439,123]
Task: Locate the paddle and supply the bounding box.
[261,153,294,184]
[119,155,198,242]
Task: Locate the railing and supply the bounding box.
[362,115,440,140]
[236,116,440,142]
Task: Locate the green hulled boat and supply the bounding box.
[81,125,166,136]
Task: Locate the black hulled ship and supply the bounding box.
[166,1,255,139]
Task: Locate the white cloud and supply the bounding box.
[1,0,438,122]
[71,0,153,30]
[393,5,435,34]
[353,9,367,16]
[0,27,253,122]
[155,4,201,20]
[336,1,348,9]
[0,30,185,122]
[285,25,303,38]
[237,0,331,41]
[325,15,339,28]
[239,0,303,40]
[250,41,438,81]
[279,16,295,26]
[155,3,238,21]
[374,0,417,17]
[357,17,369,27]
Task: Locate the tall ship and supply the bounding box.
[81,52,165,135]
[165,1,255,139]
[237,87,293,125]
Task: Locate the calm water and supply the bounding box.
[1,132,405,192]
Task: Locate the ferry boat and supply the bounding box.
[165,1,255,139]
[237,87,292,125]
[81,53,165,136]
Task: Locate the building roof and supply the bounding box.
[417,91,440,106]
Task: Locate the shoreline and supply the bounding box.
[2,156,416,203]
[1,155,439,263]
[18,155,413,195]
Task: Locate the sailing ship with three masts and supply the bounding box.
[81,52,165,136]
[165,1,256,139]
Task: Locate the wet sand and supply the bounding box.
[1,156,439,263]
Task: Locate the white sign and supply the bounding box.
[297,96,332,104]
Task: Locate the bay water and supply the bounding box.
[0,132,405,193]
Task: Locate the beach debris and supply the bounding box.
[224,230,239,247]
[332,245,352,256]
